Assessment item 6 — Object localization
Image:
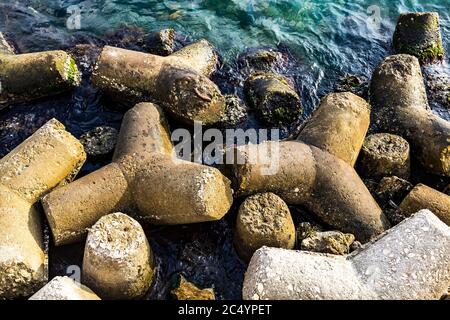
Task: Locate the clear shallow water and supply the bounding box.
[0,0,449,299]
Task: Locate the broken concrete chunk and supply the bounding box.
[82,213,155,300]
[234,193,296,261]
[301,231,355,256]
[171,275,216,300]
[29,277,100,300]
[243,210,450,300]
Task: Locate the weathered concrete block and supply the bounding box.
[370,54,450,176]
[43,102,233,246]
[243,210,450,300]
[82,213,154,300]
[0,119,86,299]
[29,276,100,300]
[0,38,81,107]
[298,92,370,167]
[92,40,224,125]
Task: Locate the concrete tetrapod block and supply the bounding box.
[0,34,81,107]
[29,276,100,300]
[370,54,450,176]
[229,140,389,242]
[92,40,225,125]
[42,102,233,246]
[0,119,86,299]
[298,92,371,167]
[243,210,450,300]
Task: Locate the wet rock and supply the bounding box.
[358,134,411,180]
[0,119,86,299]
[393,12,445,63]
[336,74,369,98]
[301,231,355,256]
[234,193,296,261]
[243,210,450,300]
[375,176,413,206]
[244,72,302,126]
[80,126,118,158]
[82,213,155,300]
[238,47,285,73]
[217,94,247,126]
[399,184,450,226]
[171,275,216,300]
[143,28,176,56]
[29,276,100,300]
[0,32,16,55]
[298,92,370,167]
[296,222,323,247]
[370,54,450,177]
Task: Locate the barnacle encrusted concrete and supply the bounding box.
[298,92,371,167]
[29,276,100,300]
[243,210,450,300]
[0,119,86,299]
[358,133,411,180]
[42,102,233,246]
[229,141,389,242]
[370,54,450,177]
[82,213,154,300]
[0,34,81,107]
[91,40,225,125]
[393,12,445,63]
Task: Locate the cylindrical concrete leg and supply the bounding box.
[0,50,81,107]
[42,163,131,246]
[133,155,233,224]
[82,213,155,300]
[170,39,218,77]
[399,184,450,225]
[244,72,302,126]
[357,133,410,180]
[298,92,370,166]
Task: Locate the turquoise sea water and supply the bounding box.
[0,0,449,299]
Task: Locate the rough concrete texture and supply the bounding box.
[244,72,302,126]
[0,119,86,299]
[171,275,216,300]
[230,141,388,242]
[83,213,154,300]
[243,210,450,300]
[370,54,450,177]
[358,133,410,180]
[43,102,233,245]
[393,12,445,63]
[0,49,81,107]
[298,92,370,167]
[234,193,296,261]
[301,231,355,255]
[399,184,450,226]
[92,40,224,125]
[29,276,100,300]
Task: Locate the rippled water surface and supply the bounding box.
[0,0,449,299]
